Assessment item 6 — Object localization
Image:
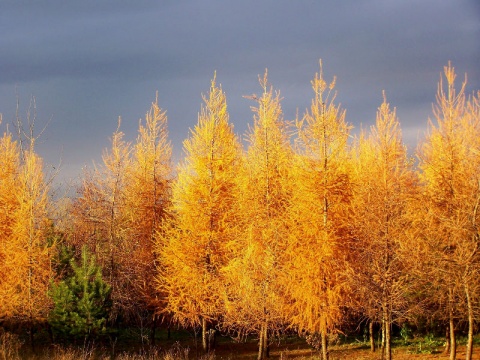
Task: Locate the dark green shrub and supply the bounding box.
[49,246,111,341]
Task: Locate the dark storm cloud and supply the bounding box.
[0,0,479,181]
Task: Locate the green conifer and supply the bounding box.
[49,246,111,341]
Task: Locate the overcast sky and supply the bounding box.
[1,1,479,184]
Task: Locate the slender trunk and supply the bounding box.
[369,321,376,352]
[379,317,392,360]
[384,318,391,360]
[444,327,450,354]
[380,304,391,360]
[321,330,329,360]
[465,281,474,360]
[449,308,456,360]
[264,326,269,358]
[448,284,456,360]
[258,324,264,360]
[258,324,268,360]
[202,317,207,353]
[381,319,385,359]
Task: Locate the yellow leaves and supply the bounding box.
[0,131,53,321]
[418,63,480,273]
[158,75,241,327]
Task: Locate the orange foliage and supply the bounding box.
[124,96,172,315]
[221,72,293,359]
[283,63,352,360]
[350,94,417,360]
[417,63,480,360]
[158,76,241,337]
[0,132,54,324]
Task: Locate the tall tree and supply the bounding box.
[159,76,241,352]
[417,63,480,360]
[222,72,292,360]
[70,122,132,321]
[0,133,21,319]
[124,95,172,333]
[350,94,417,360]
[284,63,352,360]
[0,102,54,346]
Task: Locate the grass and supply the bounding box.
[2,328,480,359]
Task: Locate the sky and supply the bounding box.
[1,1,479,185]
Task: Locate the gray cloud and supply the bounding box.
[1,0,479,182]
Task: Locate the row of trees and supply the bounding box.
[0,63,479,360]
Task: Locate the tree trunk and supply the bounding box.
[258,324,268,360]
[444,326,450,354]
[465,281,474,360]
[369,321,376,352]
[381,307,391,360]
[449,312,456,360]
[321,329,329,360]
[258,327,264,360]
[381,319,385,359]
[202,317,207,353]
[384,319,391,360]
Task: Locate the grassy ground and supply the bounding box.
[2,329,480,359]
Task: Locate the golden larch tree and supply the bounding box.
[123,95,172,335]
[221,72,292,360]
[159,76,241,352]
[350,94,417,360]
[70,123,133,321]
[284,63,352,360]
[0,118,54,345]
[0,133,23,319]
[417,63,480,360]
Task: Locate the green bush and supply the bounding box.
[399,324,412,345]
[49,246,112,341]
[412,333,443,354]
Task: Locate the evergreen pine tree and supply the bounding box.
[49,246,111,341]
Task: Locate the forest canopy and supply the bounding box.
[0,62,479,360]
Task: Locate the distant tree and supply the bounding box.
[158,76,241,352]
[284,62,352,360]
[417,63,480,360]
[49,246,111,342]
[222,72,292,360]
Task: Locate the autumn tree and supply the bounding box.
[221,72,292,360]
[417,63,480,360]
[0,133,21,319]
[158,76,241,352]
[69,122,132,322]
[283,63,352,360]
[123,95,172,336]
[0,102,55,346]
[349,94,417,360]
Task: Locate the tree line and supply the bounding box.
[0,62,479,360]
